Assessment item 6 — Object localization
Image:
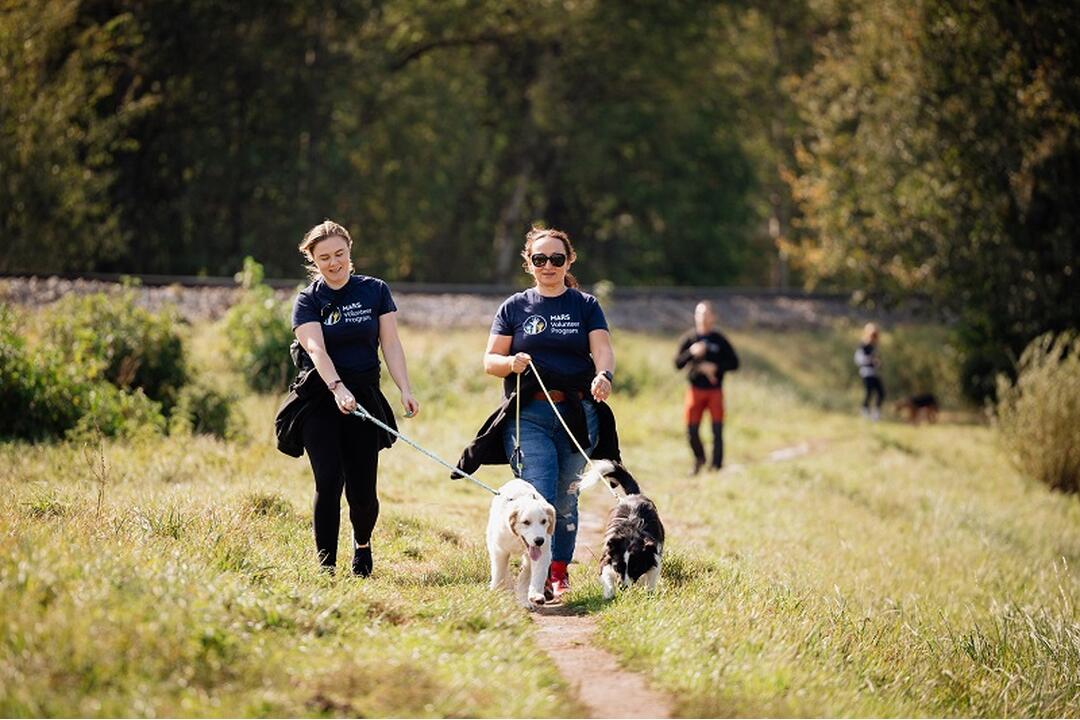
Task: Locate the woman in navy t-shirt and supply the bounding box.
[484,226,616,599]
[291,219,420,577]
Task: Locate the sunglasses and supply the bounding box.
[530,253,567,268]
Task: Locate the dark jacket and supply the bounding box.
[274,343,397,457]
[674,330,739,389]
[454,368,620,478]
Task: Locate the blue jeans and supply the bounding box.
[503,398,599,564]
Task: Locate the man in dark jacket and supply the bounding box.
[674,301,739,474]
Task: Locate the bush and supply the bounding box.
[66,382,167,441]
[0,316,75,439]
[222,257,294,393]
[995,332,1080,493]
[169,381,238,439]
[0,305,165,440]
[39,288,188,411]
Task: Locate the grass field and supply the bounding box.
[2,321,1078,717]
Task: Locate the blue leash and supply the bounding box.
[350,403,500,496]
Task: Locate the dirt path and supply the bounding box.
[528,439,832,717]
[531,495,675,719]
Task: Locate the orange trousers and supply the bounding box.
[684,386,724,425]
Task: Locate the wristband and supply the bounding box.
[327,379,341,391]
[599,370,613,383]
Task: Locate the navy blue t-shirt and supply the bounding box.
[491,287,609,377]
[291,275,397,373]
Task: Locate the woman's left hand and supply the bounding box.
[591,373,612,402]
[401,391,420,418]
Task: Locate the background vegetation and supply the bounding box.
[2,0,1077,400]
[2,296,1078,716]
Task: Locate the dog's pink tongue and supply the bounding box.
[528,546,542,562]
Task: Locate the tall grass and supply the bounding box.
[996,332,1080,493]
[2,318,1077,717]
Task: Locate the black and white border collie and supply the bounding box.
[577,460,665,599]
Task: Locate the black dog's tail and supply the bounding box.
[576,459,641,496]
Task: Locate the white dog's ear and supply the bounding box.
[545,506,556,535]
[507,508,519,535]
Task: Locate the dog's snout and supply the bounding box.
[533,537,545,546]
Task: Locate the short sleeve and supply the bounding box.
[584,295,609,333]
[490,298,516,336]
[378,280,397,315]
[292,289,320,329]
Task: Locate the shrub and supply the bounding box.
[169,381,238,439]
[995,332,1080,493]
[39,288,188,411]
[0,306,165,440]
[66,382,167,441]
[0,316,76,439]
[222,257,294,393]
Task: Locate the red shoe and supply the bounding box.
[549,561,571,600]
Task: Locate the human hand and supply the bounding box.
[689,341,707,358]
[591,373,612,402]
[401,390,420,417]
[510,352,532,374]
[332,384,357,414]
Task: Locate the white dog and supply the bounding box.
[487,479,556,607]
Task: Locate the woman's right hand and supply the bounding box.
[509,352,532,374]
[332,384,357,414]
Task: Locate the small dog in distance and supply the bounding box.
[894,393,939,424]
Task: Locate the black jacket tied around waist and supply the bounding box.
[274,360,398,458]
[453,368,620,478]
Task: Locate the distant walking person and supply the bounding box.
[854,322,884,420]
[674,301,739,474]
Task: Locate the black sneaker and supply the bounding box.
[352,545,373,577]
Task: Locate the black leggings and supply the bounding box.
[302,395,380,568]
[862,376,885,409]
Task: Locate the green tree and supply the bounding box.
[0,1,153,271]
[790,0,1080,399]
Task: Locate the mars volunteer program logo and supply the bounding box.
[523,315,547,335]
[321,305,343,326]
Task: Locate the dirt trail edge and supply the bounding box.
[529,440,831,717]
[530,496,674,719]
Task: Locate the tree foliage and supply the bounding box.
[789,0,1079,398]
[2,0,1076,400]
[1,0,769,286]
[0,2,154,271]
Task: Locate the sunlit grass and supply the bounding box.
[2,320,1077,717]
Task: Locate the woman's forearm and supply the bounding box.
[590,333,615,375]
[383,338,413,393]
[484,353,514,378]
[304,344,341,388]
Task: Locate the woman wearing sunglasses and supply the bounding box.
[455,226,621,601]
